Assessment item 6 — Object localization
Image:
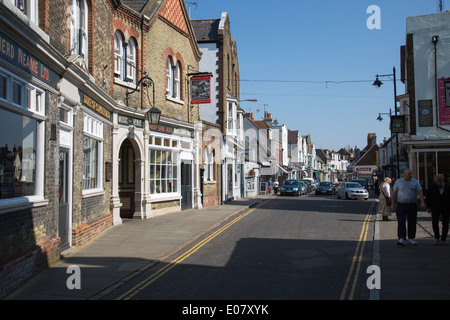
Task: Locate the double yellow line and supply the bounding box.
[116,200,268,300]
[339,201,374,300]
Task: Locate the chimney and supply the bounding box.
[246,113,253,120]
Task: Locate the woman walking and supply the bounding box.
[378,177,392,221]
[426,174,450,245]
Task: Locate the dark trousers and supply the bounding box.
[431,210,450,241]
[396,202,418,240]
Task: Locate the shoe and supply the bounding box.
[409,239,418,245]
[441,240,446,245]
[382,216,390,221]
[435,239,440,245]
[397,238,406,246]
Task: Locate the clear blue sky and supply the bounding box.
[189,0,442,151]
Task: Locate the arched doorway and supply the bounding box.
[119,139,135,218]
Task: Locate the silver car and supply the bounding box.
[336,182,369,200]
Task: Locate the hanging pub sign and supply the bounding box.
[191,75,211,104]
[438,78,450,126]
[391,115,406,133]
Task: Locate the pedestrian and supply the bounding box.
[425,174,450,245]
[274,179,279,195]
[268,178,273,195]
[391,168,426,246]
[378,177,392,221]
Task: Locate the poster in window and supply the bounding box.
[438,78,450,125]
[418,100,433,127]
[191,75,211,104]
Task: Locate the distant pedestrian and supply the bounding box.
[268,178,273,195]
[425,174,450,245]
[274,179,279,195]
[391,168,426,246]
[378,177,392,221]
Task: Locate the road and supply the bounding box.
[104,193,376,300]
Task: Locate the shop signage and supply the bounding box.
[191,75,211,104]
[438,78,450,126]
[149,123,194,138]
[418,100,433,127]
[81,93,111,120]
[118,114,144,128]
[391,115,406,133]
[0,31,59,88]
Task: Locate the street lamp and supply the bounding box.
[373,67,400,179]
[148,106,161,125]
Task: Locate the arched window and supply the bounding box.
[126,38,136,82]
[166,57,182,100]
[166,57,173,95]
[114,31,123,77]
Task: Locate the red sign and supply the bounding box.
[438,78,450,126]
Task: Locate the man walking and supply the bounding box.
[391,168,425,246]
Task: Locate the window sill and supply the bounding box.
[114,78,137,90]
[82,189,105,198]
[0,196,49,215]
[166,95,184,105]
[149,193,182,203]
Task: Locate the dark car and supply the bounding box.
[315,181,334,195]
[352,179,368,189]
[279,179,302,196]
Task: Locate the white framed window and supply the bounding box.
[149,149,178,195]
[166,57,173,95]
[204,147,215,182]
[69,0,88,65]
[82,114,103,192]
[114,31,136,84]
[126,38,136,82]
[0,68,46,202]
[14,0,39,24]
[114,31,123,77]
[166,57,182,101]
[173,61,180,99]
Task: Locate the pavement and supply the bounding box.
[4,194,450,300]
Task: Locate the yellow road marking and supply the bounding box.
[116,200,270,300]
[340,201,374,300]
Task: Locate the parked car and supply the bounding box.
[300,180,312,193]
[279,179,303,196]
[315,181,334,195]
[302,178,316,190]
[352,179,368,190]
[336,182,369,200]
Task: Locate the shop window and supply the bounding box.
[149,149,178,194]
[82,114,103,192]
[0,69,45,201]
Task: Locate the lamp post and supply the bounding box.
[373,67,400,178]
[126,74,161,125]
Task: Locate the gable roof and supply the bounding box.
[191,19,220,42]
[353,144,379,166]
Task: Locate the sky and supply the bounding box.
[188,0,443,151]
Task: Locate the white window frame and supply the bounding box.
[70,0,88,65]
[114,31,123,77]
[82,113,103,195]
[166,57,173,95]
[0,68,46,210]
[126,38,136,83]
[14,0,39,25]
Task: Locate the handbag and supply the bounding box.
[382,183,391,205]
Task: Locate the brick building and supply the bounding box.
[192,12,242,202]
